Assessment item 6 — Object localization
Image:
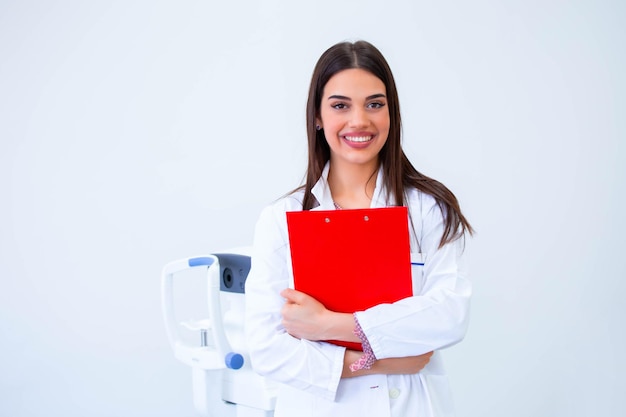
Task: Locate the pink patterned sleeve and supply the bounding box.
[349,313,377,372]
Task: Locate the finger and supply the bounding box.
[281,302,299,319]
[280,288,306,304]
[280,288,294,300]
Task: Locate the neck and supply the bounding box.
[328,159,379,209]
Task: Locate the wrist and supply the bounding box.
[342,350,373,378]
[323,312,360,342]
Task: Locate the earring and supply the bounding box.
[316,125,322,131]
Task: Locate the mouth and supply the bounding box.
[342,135,374,143]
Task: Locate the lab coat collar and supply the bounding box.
[310,162,389,210]
[310,163,334,210]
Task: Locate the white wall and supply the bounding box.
[1,1,624,416]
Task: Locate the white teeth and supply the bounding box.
[344,136,373,143]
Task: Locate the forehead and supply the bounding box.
[323,68,386,97]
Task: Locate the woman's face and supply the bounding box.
[317,68,390,169]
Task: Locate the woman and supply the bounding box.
[245,40,473,417]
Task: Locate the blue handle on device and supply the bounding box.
[225,352,244,370]
[188,257,215,267]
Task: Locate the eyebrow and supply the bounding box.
[327,93,386,101]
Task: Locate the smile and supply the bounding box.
[343,135,373,143]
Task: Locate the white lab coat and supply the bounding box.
[245,163,471,417]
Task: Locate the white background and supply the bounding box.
[1,1,624,416]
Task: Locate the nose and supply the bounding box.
[349,106,369,128]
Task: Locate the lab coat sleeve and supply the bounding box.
[245,202,346,401]
[355,196,472,360]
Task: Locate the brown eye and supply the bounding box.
[368,102,385,109]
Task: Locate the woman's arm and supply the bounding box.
[342,350,433,378]
[280,288,435,378]
[355,195,472,360]
[246,203,347,401]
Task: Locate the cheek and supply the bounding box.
[377,116,391,136]
[321,117,334,129]
[378,122,391,145]
[322,120,342,136]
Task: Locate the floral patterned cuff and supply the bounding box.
[349,314,377,372]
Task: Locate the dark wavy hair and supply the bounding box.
[300,40,473,247]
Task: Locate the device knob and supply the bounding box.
[224,352,244,370]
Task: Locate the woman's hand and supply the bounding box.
[280,288,332,341]
[342,350,434,378]
[280,289,359,342]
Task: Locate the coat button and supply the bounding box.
[389,388,401,399]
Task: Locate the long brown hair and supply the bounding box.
[300,40,473,248]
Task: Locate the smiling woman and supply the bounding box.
[318,68,391,206]
[245,40,474,417]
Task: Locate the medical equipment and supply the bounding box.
[161,248,277,417]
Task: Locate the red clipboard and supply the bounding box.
[286,206,413,351]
